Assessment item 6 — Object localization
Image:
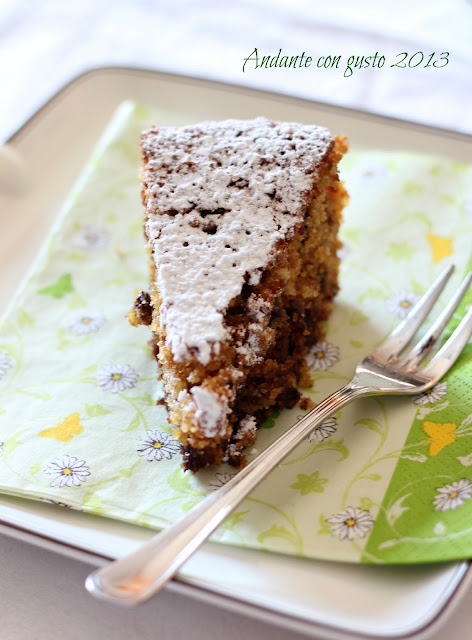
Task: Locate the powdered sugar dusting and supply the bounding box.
[235,415,257,441]
[190,386,228,438]
[143,118,333,364]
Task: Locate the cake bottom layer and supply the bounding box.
[179,291,332,472]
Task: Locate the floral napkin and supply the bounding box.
[0,101,471,565]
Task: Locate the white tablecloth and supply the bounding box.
[1,0,471,142]
[0,1,471,638]
[0,533,470,640]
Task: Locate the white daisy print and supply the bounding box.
[414,381,448,406]
[308,417,338,443]
[306,341,339,371]
[67,309,105,336]
[209,472,235,490]
[44,456,90,488]
[433,479,472,512]
[71,225,108,251]
[97,364,138,393]
[326,506,375,541]
[386,290,420,319]
[137,430,180,461]
[0,351,12,380]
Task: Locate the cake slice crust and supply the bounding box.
[130,118,348,471]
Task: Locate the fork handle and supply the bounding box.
[86,382,363,605]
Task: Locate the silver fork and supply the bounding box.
[86,264,472,605]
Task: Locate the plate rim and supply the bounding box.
[0,512,468,640]
[6,64,472,147]
[2,64,471,640]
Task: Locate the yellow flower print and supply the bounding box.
[426,233,453,264]
[422,420,456,456]
[39,412,84,442]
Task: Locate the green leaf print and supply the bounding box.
[29,462,42,476]
[181,499,201,512]
[106,212,118,224]
[118,462,141,479]
[3,430,28,457]
[140,393,155,406]
[360,497,374,511]
[357,287,385,304]
[428,165,443,177]
[349,309,369,326]
[257,524,299,548]
[83,492,107,516]
[290,471,328,495]
[355,417,385,436]
[410,278,426,295]
[80,364,98,376]
[128,393,154,406]
[438,194,457,206]
[68,250,87,262]
[38,273,74,299]
[283,437,349,466]
[167,467,205,497]
[361,473,382,482]
[67,293,87,310]
[128,219,142,236]
[403,181,424,195]
[317,514,331,535]
[349,339,364,349]
[324,438,350,461]
[122,414,140,432]
[386,241,414,262]
[56,327,69,349]
[84,403,112,417]
[341,227,362,244]
[17,309,35,329]
[222,510,249,530]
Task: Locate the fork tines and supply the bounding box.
[375,265,472,381]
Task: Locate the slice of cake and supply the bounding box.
[129,117,348,472]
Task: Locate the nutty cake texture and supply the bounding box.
[129,117,348,472]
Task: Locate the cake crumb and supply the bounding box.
[299,396,316,410]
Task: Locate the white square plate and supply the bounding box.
[0,67,471,639]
